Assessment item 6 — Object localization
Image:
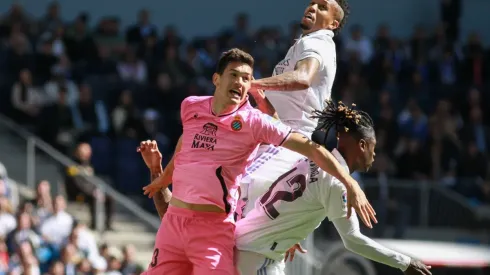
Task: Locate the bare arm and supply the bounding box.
[281,132,355,190]
[150,169,172,220]
[250,91,279,119]
[251,58,320,92]
[332,215,411,271]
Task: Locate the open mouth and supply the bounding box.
[304,14,314,20]
[229,89,242,98]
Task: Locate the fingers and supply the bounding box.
[367,204,378,224]
[296,244,307,253]
[423,265,432,275]
[284,251,290,262]
[289,249,295,262]
[357,205,372,228]
[137,140,158,153]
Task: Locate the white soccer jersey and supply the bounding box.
[235,149,349,261]
[265,29,337,136]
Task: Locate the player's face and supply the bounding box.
[212,62,252,106]
[357,138,376,172]
[300,0,340,33]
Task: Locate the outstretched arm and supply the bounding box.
[250,90,279,120]
[332,214,411,271]
[281,132,377,228]
[251,58,320,92]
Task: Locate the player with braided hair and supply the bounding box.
[235,101,432,275]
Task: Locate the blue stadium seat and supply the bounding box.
[115,138,146,194]
[89,136,114,176]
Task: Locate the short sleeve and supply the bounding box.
[180,96,199,123]
[324,179,349,221]
[296,36,334,70]
[251,113,292,146]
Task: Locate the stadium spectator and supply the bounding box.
[64,142,114,230]
[0,3,489,271]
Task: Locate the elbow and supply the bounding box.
[295,72,312,89]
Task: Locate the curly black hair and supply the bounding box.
[334,0,350,35]
[311,100,375,142]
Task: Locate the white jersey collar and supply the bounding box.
[332,148,350,174]
[300,29,334,39]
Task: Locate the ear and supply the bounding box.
[330,19,339,30]
[212,73,220,87]
[359,139,367,152]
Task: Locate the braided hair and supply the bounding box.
[311,100,375,142]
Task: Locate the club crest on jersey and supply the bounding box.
[231,116,243,131]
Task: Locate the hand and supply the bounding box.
[347,183,377,228]
[404,259,432,275]
[137,140,162,172]
[142,176,168,198]
[284,243,307,262]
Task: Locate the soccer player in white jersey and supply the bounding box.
[235,101,432,275]
[237,0,380,229]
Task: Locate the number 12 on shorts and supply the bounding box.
[259,167,307,220]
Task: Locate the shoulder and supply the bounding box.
[181,96,212,112]
[299,33,334,48]
[182,96,212,106]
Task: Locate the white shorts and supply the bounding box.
[240,144,304,217]
[236,250,285,275]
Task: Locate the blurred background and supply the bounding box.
[0,0,489,274]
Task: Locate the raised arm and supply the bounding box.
[143,135,183,198]
[332,215,431,275]
[249,89,279,119]
[281,132,377,228]
[251,58,320,92]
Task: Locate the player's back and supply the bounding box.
[235,157,342,261]
[265,30,336,136]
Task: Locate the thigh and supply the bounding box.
[266,260,286,275]
[146,214,190,274]
[187,220,235,274]
[236,250,272,275]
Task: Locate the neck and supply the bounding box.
[337,146,356,173]
[211,97,238,116]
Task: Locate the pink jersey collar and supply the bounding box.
[209,96,251,117]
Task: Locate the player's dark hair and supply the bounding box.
[334,0,350,35]
[312,100,375,141]
[216,48,254,75]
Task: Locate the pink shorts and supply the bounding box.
[142,206,236,275]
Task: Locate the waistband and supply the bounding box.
[166,205,230,220]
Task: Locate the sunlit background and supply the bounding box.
[0,0,489,274]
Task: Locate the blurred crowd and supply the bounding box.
[0,0,489,226]
[0,162,143,275]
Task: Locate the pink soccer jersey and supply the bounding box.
[172,96,292,218]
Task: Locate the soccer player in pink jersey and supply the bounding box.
[141,48,375,275]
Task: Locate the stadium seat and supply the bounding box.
[89,136,114,176]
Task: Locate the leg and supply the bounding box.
[236,250,276,275]
[104,195,114,229]
[144,213,191,275]
[265,260,286,275]
[187,219,236,275]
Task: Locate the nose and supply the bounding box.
[234,77,245,89]
[307,4,317,13]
